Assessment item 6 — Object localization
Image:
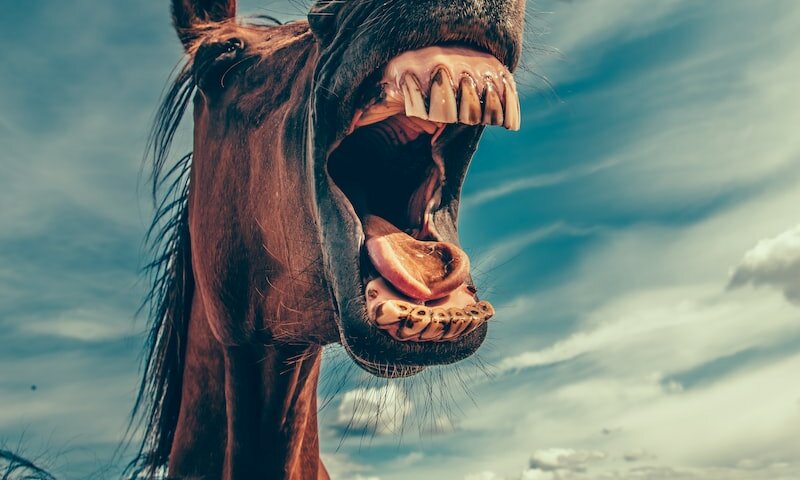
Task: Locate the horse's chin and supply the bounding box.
[350,354,427,379]
[318,45,520,376]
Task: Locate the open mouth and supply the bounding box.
[327,46,519,346]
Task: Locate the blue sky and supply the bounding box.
[2,1,799,479]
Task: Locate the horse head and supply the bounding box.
[136,1,525,476]
[173,0,523,373]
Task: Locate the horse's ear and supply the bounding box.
[171,0,237,48]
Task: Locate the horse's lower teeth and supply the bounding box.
[374,299,494,342]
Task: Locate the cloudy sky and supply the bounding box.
[2,0,799,479]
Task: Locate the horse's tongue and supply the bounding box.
[364,215,470,301]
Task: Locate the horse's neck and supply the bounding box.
[169,295,328,479]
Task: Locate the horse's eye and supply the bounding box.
[194,38,246,92]
[224,38,244,53]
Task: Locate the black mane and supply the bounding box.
[126,15,288,478]
[0,449,57,480]
[125,62,195,478]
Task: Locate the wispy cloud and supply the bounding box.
[477,222,601,270]
[462,159,618,208]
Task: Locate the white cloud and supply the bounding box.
[482,451,798,480]
[321,452,378,480]
[465,471,502,480]
[528,448,606,472]
[335,384,412,435]
[519,470,556,480]
[19,306,135,341]
[623,449,655,462]
[728,224,800,305]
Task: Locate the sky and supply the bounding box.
[1,0,799,479]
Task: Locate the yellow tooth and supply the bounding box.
[375,300,412,326]
[428,68,458,124]
[475,301,495,319]
[396,307,432,340]
[442,307,468,340]
[458,76,482,125]
[378,301,493,342]
[465,305,483,319]
[463,304,485,335]
[502,79,521,131]
[401,73,428,120]
[482,81,504,126]
[419,308,449,341]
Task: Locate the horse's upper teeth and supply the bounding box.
[395,70,519,131]
[428,68,458,124]
[401,73,428,120]
[458,76,482,125]
[354,50,521,131]
[503,78,521,131]
[482,81,504,127]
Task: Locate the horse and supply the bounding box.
[119,0,522,478]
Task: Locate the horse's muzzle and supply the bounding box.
[327,45,521,348]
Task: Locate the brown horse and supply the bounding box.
[130,0,526,478]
